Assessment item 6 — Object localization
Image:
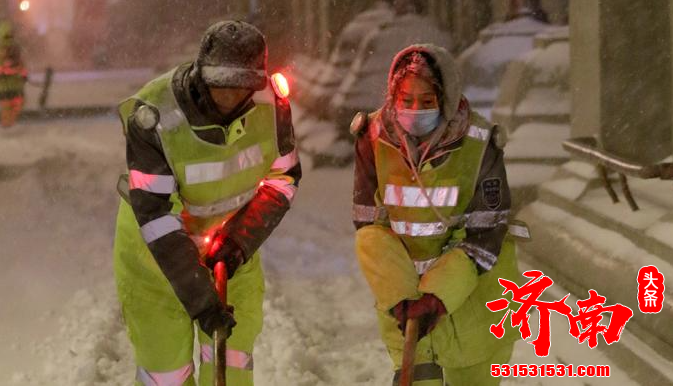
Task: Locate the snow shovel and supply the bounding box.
[399,318,420,386]
[213,261,229,386]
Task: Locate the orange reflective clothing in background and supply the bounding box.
[0,20,27,128]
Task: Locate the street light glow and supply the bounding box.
[19,1,30,12]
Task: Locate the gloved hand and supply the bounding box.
[391,299,410,332]
[198,305,236,339]
[406,293,447,340]
[205,231,247,279]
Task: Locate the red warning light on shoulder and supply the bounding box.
[271,73,290,98]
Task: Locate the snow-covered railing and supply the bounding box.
[563,137,673,211]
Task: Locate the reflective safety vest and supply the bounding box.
[374,114,495,260]
[118,69,280,239]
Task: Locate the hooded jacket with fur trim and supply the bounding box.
[352,44,511,273]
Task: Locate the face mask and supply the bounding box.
[395,108,440,136]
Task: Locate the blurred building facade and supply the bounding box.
[1,0,77,70]
[287,0,568,60]
[0,0,571,71]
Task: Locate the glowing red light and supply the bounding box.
[270,73,290,98]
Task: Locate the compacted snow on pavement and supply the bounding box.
[0,116,638,385]
[0,115,389,386]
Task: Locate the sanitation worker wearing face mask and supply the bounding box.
[113,20,300,386]
[351,44,529,386]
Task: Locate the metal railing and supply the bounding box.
[562,137,673,211]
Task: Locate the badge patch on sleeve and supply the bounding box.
[482,177,502,210]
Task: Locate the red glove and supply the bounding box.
[203,184,291,278]
[205,231,246,279]
[392,300,410,332]
[407,293,447,339]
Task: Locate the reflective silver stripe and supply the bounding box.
[136,364,193,386]
[508,224,531,239]
[185,145,264,185]
[414,257,438,275]
[384,184,459,207]
[129,170,176,194]
[262,178,297,202]
[201,344,253,371]
[226,349,254,370]
[387,211,510,237]
[457,242,498,271]
[467,125,490,141]
[390,220,447,236]
[270,149,299,171]
[200,343,213,363]
[463,210,510,229]
[184,188,256,218]
[140,215,182,243]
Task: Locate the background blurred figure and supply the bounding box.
[0,20,27,128]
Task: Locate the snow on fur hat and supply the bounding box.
[195,20,268,90]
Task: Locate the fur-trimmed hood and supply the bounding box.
[380,44,469,163]
[387,44,463,123]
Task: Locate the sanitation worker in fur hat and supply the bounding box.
[113,20,301,385]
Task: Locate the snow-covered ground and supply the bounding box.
[0,116,644,385]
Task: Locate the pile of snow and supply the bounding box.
[293,105,354,166]
[289,55,332,111]
[10,286,134,386]
[301,1,394,115]
[505,122,570,161]
[480,16,552,38]
[0,116,126,384]
[330,12,452,121]
[492,26,570,131]
[0,117,390,385]
[458,16,550,107]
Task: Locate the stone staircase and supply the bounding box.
[516,159,673,385]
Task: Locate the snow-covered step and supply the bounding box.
[515,254,673,386]
[517,194,673,385]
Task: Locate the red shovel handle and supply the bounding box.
[214,261,228,306]
[213,261,228,386]
[400,318,420,386]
